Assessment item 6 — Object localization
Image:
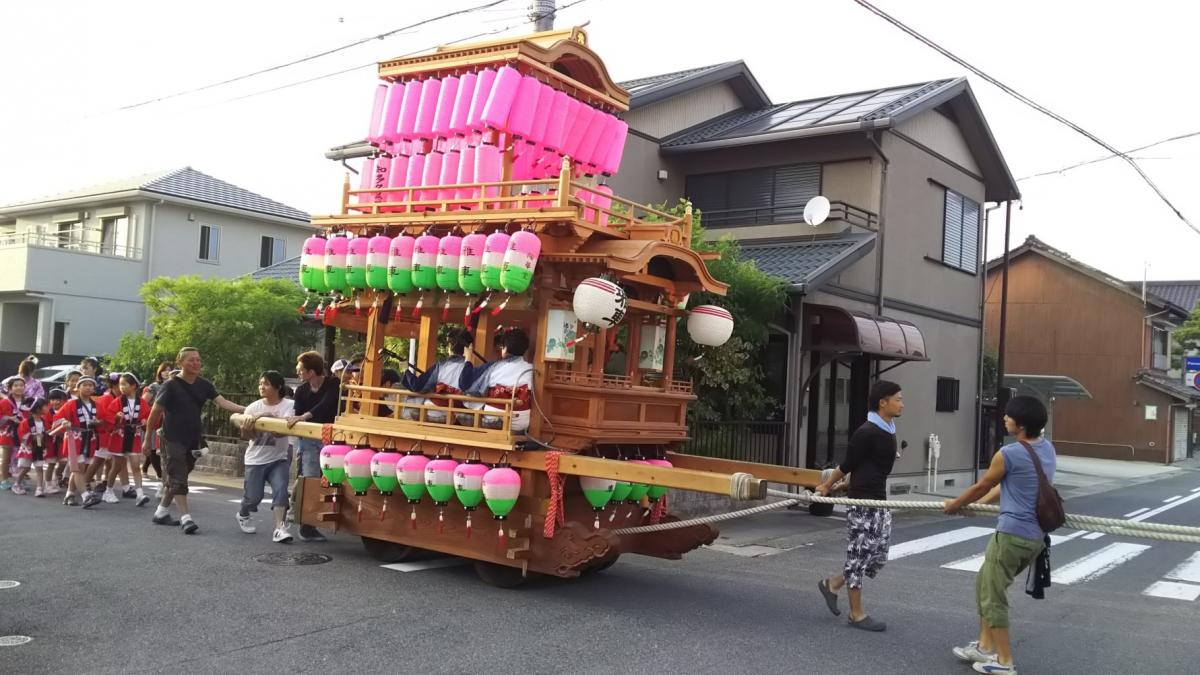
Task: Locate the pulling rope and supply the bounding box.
[611,489,1200,544]
[543,451,566,539]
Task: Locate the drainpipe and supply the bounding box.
[866,132,889,317]
[993,201,1013,452]
[976,203,1001,479]
[144,199,163,333]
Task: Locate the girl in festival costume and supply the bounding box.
[51,377,105,508]
[100,373,151,507]
[15,398,53,497]
[18,356,44,401]
[461,328,533,431]
[401,328,475,422]
[43,389,67,495]
[0,376,27,491]
[95,373,135,502]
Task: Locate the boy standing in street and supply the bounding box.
[814,380,903,632]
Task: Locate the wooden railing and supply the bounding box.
[546,368,693,393]
[341,383,517,434]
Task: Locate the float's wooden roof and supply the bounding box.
[544,239,728,296]
[376,27,630,112]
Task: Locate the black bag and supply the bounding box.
[1019,440,1066,532]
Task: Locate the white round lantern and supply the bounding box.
[572,277,627,328]
[687,305,734,347]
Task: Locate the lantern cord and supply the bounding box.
[649,493,668,524]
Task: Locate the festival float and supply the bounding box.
[243,27,827,587]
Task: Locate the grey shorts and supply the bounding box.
[161,439,198,496]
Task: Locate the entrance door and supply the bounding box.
[805,354,871,468]
[1173,408,1189,462]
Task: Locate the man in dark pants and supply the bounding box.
[286,351,340,542]
[144,347,245,534]
[814,380,904,632]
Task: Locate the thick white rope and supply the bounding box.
[611,489,1200,544]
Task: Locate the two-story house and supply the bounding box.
[0,167,313,357]
[984,236,1198,463]
[607,62,1020,494]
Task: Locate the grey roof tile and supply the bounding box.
[741,234,875,291]
[1144,281,1200,313]
[248,255,301,283]
[619,62,735,95]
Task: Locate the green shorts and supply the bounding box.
[976,531,1044,629]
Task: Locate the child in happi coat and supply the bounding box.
[0,376,27,492]
[100,373,151,506]
[51,377,105,508]
[15,398,54,497]
[46,389,69,491]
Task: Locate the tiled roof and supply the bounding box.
[619,62,736,95]
[1144,281,1200,313]
[617,61,771,111]
[740,233,875,292]
[662,78,958,148]
[1137,369,1200,401]
[2,167,310,223]
[248,255,301,283]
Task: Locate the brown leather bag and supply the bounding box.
[1019,440,1066,532]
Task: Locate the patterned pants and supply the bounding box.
[843,505,893,589]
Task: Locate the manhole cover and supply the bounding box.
[253,552,332,566]
[0,581,19,590]
[0,636,32,647]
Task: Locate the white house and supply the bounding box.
[0,167,313,356]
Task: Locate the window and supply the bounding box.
[942,189,980,273]
[260,236,285,267]
[53,322,67,355]
[198,224,219,261]
[100,216,131,257]
[936,377,960,412]
[685,163,821,227]
[56,221,81,249]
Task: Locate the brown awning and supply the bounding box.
[804,303,929,361]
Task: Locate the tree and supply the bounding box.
[1175,306,1200,369]
[107,276,319,392]
[646,199,789,421]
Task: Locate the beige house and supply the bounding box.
[0,167,313,356]
[608,62,1020,494]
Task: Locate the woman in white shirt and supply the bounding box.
[237,371,295,543]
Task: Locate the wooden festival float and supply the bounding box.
[239,28,824,586]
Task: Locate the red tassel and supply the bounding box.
[441,296,450,321]
[437,508,445,534]
[410,505,417,529]
[465,513,473,539]
[411,296,423,317]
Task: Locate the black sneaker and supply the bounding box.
[136,494,151,507]
[152,513,180,526]
[181,519,199,535]
[81,493,102,509]
[123,487,137,499]
[297,525,327,542]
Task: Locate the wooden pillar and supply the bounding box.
[591,326,607,378]
[359,308,386,417]
[557,155,572,207]
[471,310,491,365]
[626,314,642,385]
[341,173,351,215]
[416,314,439,372]
[662,315,677,387]
[529,267,554,438]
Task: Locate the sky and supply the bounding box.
[2,0,1198,281]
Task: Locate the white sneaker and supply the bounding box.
[236,513,256,534]
[272,525,294,544]
[102,489,120,504]
[973,661,1017,675]
[954,641,996,664]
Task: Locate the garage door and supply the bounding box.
[1173,408,1189,462]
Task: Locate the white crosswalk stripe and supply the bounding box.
[940,531,1080,573]
[887,526,993,561]
[1164,551,1200,583]
[1142,581,1200,601]
[1044,542,1150,585]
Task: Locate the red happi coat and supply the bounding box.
[0,394,23,446]
[53,396,105,458]
[100,393,150,453]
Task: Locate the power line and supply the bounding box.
[117,0,514,111]
[1018,129,1200,181]
[851,0,1200,238]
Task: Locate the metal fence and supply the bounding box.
[683,420,789,466]
[201,393,258,441]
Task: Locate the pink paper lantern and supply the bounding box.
[405,152,426,191]
[528,83,554,148]
[449,72,477,138]
[506,75,542,140]
[397,79,424,144]
[380,82,406,149]
[481,66,522,132]
[576,111,612,173]
[419,151,444,204]
[456,145,477,201]
[413,77,441,141]
[466,68,498,140]
[512,147,535,182]
[543,90,571,153]
[475,143,502,207]
[387,155,410,211]
[600,119,630,175]
[431,75,459,142]
[561,103,595,160]
[366,84,387,145]
[358,157,375,204]
[438,150,461,202]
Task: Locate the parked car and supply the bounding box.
[34,364,78,392]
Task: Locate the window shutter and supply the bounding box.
[961,197,980,272]
[726,168,773,226]
[771,164,821,224]
[942,191,964,269]
[685,173,728,223]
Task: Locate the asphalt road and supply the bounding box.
[1,467,1197,675]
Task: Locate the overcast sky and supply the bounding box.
[2,0,1197,281]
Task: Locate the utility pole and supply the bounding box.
[993,200,1013,452]
[530,0,556,31]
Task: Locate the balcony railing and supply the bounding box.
[699,200,877,230]
[0,230,142,260]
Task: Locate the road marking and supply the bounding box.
[1163,495,1183,503]
[888,526,993,561]
[1142,581,1200,601]
[1123,508,1150,518]
[1165,551,1200,584]
[1054,543,1150,585]
[942,532,1075,573]
[1191,487,1200,493]
[1081,491,1200,543]
[380,558,468,573]
[1083,532,1106,540]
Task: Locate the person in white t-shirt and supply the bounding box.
[237,371,295,543]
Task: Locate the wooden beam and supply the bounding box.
[666,452,824,488]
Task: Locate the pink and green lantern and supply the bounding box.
[483,462,521,547]
[425,453,459,533]
[645,458,673,502]
[344,446,375,521]
[396,451,430,529]
[371,452,402,521]
[319,442,353,514]
[580,476,616,530]
[453,460,489,538]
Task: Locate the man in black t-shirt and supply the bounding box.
[814,380,903,632]
[285,351,341,542]
[143,347,245,534]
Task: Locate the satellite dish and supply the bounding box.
[803,196,831,227]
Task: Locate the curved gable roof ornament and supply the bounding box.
[545,239,728,296]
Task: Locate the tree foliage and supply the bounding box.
[1175,307,1200,369]
[107,276,318,391]
[648,199,789,421]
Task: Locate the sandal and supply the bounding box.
[848,615,886,632]
[817,579,840,616]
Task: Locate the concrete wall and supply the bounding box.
[605,133,678,207]
[148,203,307,281]
[0,302,38,351]
[623,82,744,139]
[894,110,981,176]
